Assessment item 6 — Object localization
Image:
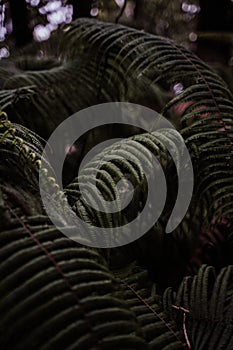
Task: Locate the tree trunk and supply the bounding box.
[9,0,32,47]
[198,0,233,32]
[197,0,233,64]
[68,0,93,19]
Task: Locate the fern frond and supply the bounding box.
[0,184,149,350]
[164,264,233,349]
[115,264,188,349]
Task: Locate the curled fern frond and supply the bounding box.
[65,129,176,239]
[0,115,45,185]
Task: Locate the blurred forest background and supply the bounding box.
[0,0,232,92]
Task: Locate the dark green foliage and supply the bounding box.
[164,264,233,349]
[0,18,233,349]
[0,172,148,349]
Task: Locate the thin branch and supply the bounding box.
[121,279,187,348]
[9,0,33,47]
[172,305,191,349]
[115,0,127,24]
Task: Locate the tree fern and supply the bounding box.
[0,17,233,349]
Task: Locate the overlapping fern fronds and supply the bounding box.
[0,18,232,231]
[0,160,184,350]
[115,264,187,349]
[0,17,233,349]
[164,264,233,349]
[60,19,233,229]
